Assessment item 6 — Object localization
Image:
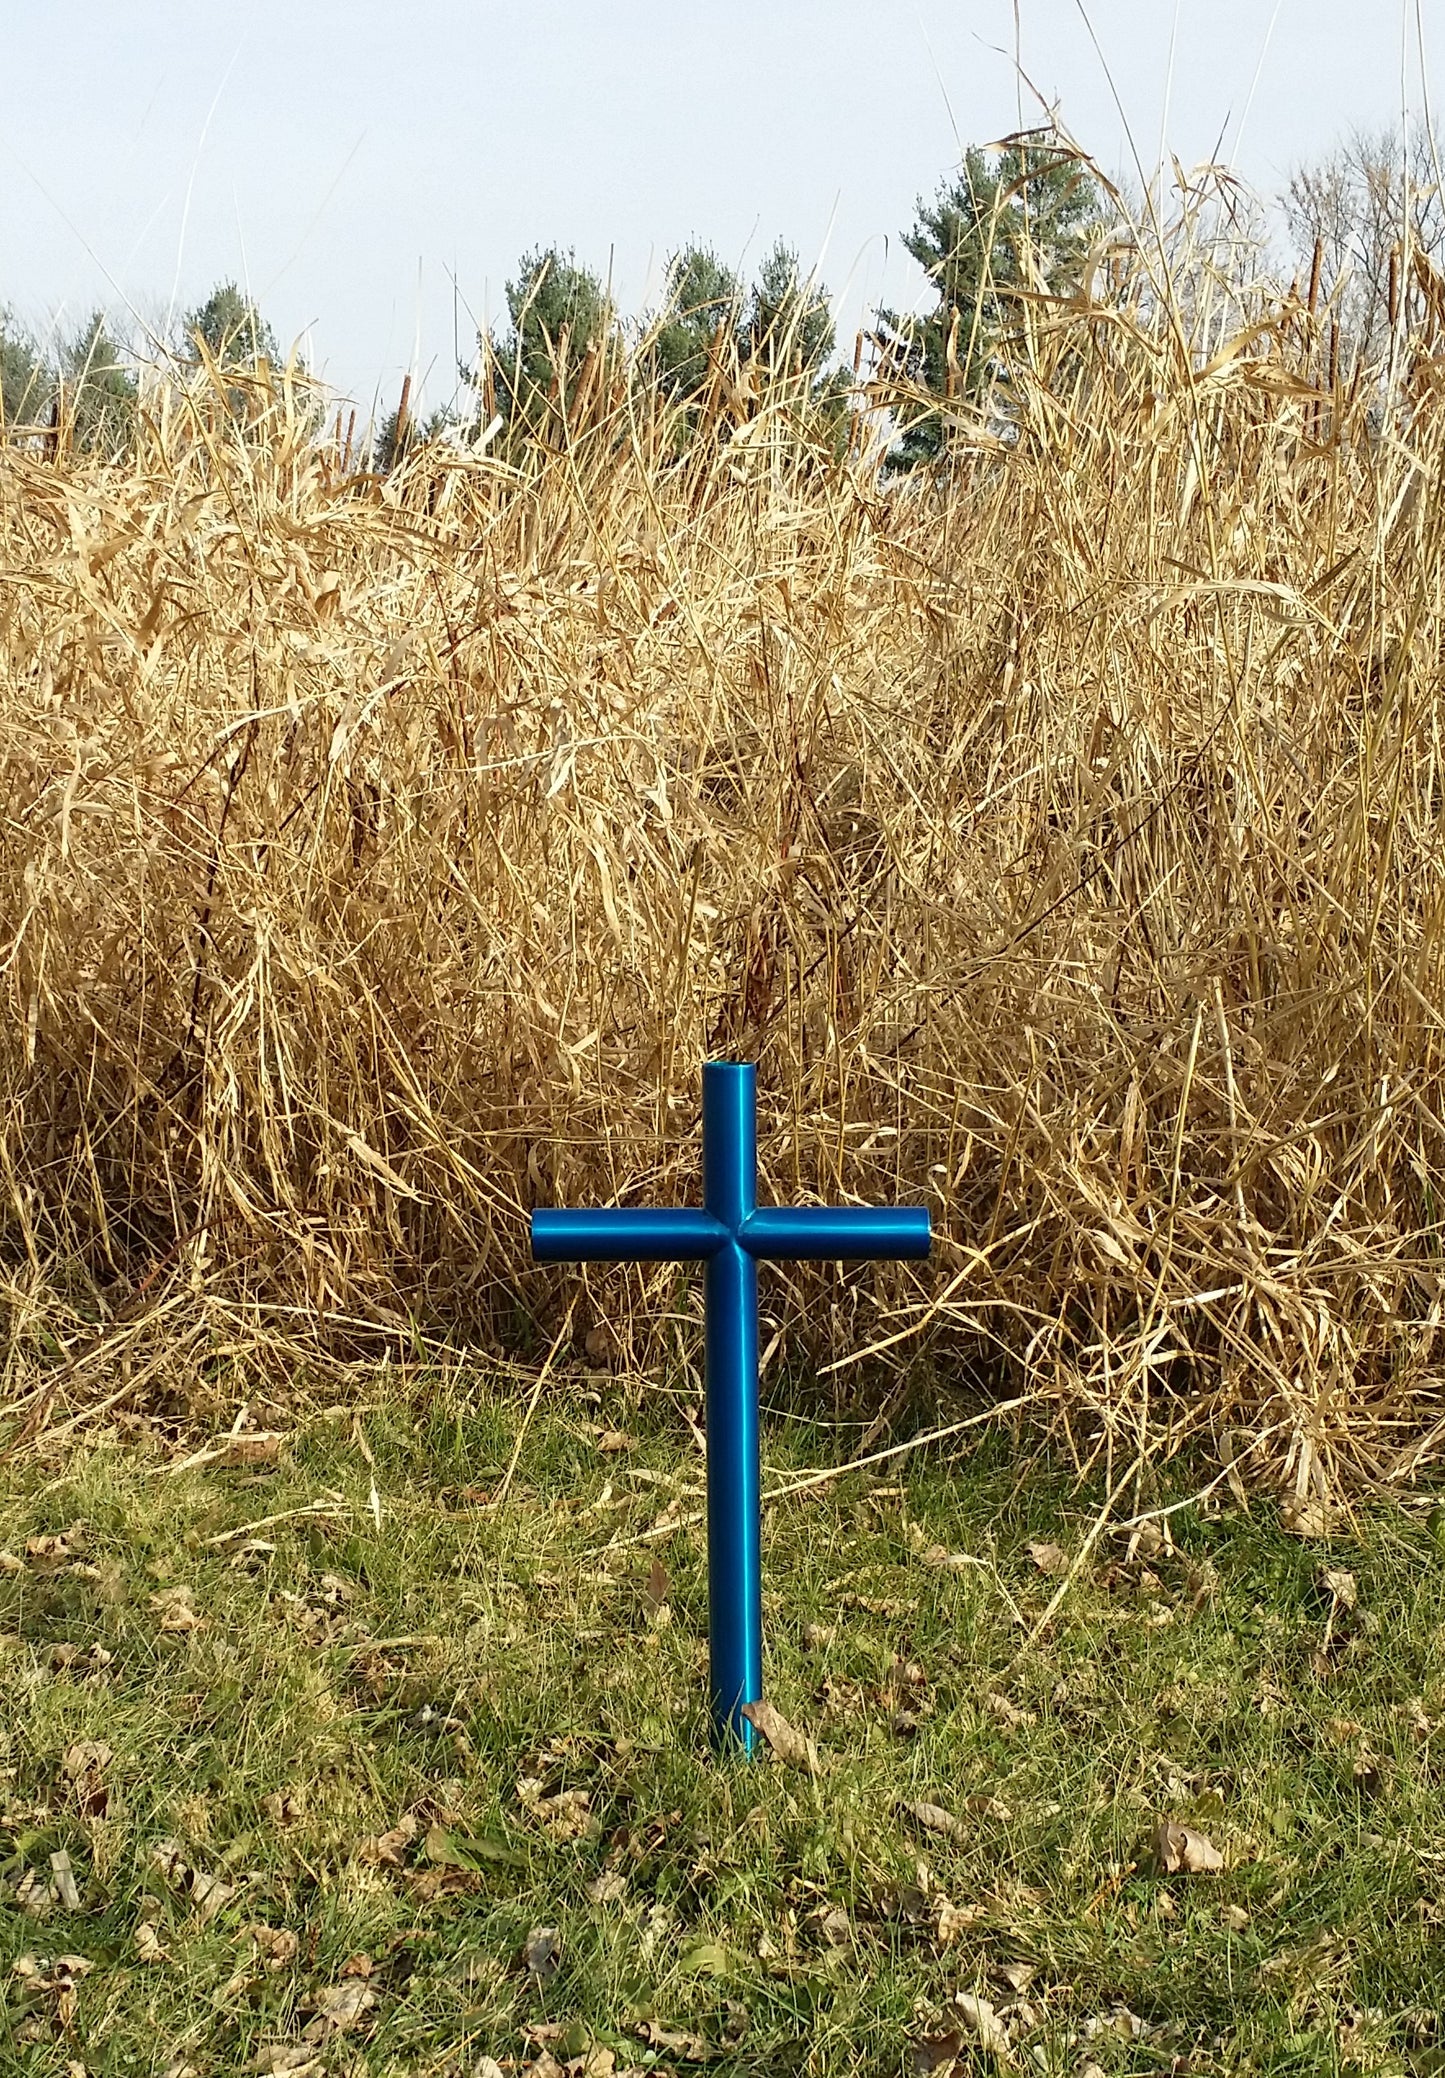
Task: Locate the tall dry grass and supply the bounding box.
[5,194,1445,1500]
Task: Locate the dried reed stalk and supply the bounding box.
[4,200,1445,1495]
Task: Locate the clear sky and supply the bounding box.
[0,1,1433,420]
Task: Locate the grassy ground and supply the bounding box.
[3,1386,1444,2077]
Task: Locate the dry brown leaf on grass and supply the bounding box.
[912,1991,1014,2070]
[254,2048,322,2076]
[903,1800,971,1847]
[355,1812,419,1866]
[22,1525,88,1573]
[522,1925,563,1988]
[133,1921,168,1963]
[1321,1566,1358,1609]
[643,1556,671,1615]
[741,1698,817,1771]
[584,1322,620,1365]
[150,1586,203,1634]
[635,2017,719,2060]
[61,1740,112,1783]
[245,1924,299,1970]
[1027,1541,1069,1577]
[984,1691,1035,1730]
[1282,1494,1330,1539]
[143,1836,235,1922]
[934,1897,986,1944]
[304,1977,376,2035]
[48,1851,81,1912]
[1154,1819,1226,1874]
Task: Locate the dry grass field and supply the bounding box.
[4,204,1445,1503]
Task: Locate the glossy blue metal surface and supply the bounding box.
[531,1207,725,1262]
[530,1058,931,1754]
[701,1063,760,1748]
[742,1205,932,1260]
[705,1238,761,1752]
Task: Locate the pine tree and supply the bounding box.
[879,133,1100,469]
[0,311,53,432]
[184,282,280,367]
[62,314,137,457]
[487,248,614,438]
[745,241,837,383]
[650,246,742,406]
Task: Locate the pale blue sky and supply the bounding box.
[0,1,1433,418]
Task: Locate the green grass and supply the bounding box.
[3,1386,1445,2077]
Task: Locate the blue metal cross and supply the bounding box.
[531,1061,931,1752]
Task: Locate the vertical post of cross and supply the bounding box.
[702,1062,762,1751]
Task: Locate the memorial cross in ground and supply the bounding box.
[532,1061,931,1752]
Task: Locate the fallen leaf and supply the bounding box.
[247,1925,299,1970]
[1282,1493,1329,1539]
[1027,1541,1068,1576]
[813,1906,851,1949]
[1220,1903,1250,1930]
[954,1991,1013,2061]
[801,1622,834,1648]
[586,1871,627,1904]
[146,1836,190,1882]
[15,1867,55,1916]
[643,1558,671,1613]
[62,1742,112,1818]
[260,1789,305,1828]
[62,1741,113,1782]
[741,1699,816,1771]
[984,1692,1034,1731]
[910,2033,964,2074]
[516,1782,593,1842]
[306,1978,375,2034]
[965,1794,1013,1822]
[840,1591,916,1618]
[151,1587,203,1634]
[634,2019,717,2061]
[1082,2004,1150,2042]
[25,1524,88,1572]
[208,1432,285,1468]
[49,1849,81,1911]
[190,1868,236,1925]
[1321,1567,1358,1609]
[934,1897,984,1944]
[903,1799,970,1847]
[1396,1696,1433,1739]
[134,1921,169,1964]
[523,1925,563,1988]
[355,1813,419,1866]
[1154,1819,1225,1874]
[254,2048,321,2076]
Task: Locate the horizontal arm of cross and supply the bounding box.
[531,1208,726,1262]
[740,1206,931,1261]
[531,1204,930,1264]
